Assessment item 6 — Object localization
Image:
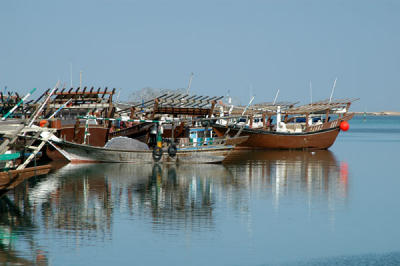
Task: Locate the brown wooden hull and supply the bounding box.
[0,165,51,190]
[47,124,153,161]
[57,126,108,147]
[213,125,341,150]
[45,126,109,162]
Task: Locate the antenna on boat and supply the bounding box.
[225,89,233,116]
[309,80,313,104]
[116,89,121,102]
[273,89,280,105]
[242,96,254,115]
[227,89,231,104]
[186,72,194,94]
[79,71,83,89]
[70,63,73,87]
[329,77,337,104]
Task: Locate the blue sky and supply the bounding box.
[1,0,399,111]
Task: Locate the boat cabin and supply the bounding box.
[189,128,213,146]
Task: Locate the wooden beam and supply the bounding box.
[129,107,136,119]
[305,113,309,132]
[152,98,159,119]
[325,109,330,125]
[262,113,266,129]
[209,100,216,117]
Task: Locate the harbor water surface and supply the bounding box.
[2,116,400,265]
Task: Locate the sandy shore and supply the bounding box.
[353,111,400,116]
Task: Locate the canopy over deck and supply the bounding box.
[118,93,224,117]
[222,98,358,117]
[43,87,116,108]
[34,87,117,119]
[231,101,299,115]
[282,98,359,115]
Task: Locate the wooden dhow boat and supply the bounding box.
[213,98,358,150]
[49,132,247,164]
[49,139,234,164]
[45,91,249,163]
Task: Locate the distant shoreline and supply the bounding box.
[353,111,400,116]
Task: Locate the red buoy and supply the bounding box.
[340,121,349,131]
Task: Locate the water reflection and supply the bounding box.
[105,163,232,231]
[28,164,113,237]
[225,150,349,209]
[0,195,48,265]
[10,151,349,229]
[0,149,349,261]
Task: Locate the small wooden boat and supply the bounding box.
[50,136,247,164]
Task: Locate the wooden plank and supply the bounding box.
[101,87,108,98]
[0,165,51,190]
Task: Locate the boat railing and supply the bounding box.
[164,136,231,147]
[307,113,354,132]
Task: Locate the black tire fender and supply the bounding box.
[201,120,210,127]
[168,144,177,158]
[152,147,163,162]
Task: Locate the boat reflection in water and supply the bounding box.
[0,149,349,261]
[10,151,349,229]
[0,195,48,265]
[108,163,232,231]
[225,149,349,210]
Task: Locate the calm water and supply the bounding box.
[2,116,400,265]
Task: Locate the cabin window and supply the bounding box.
[190,132,197,139]
[197,131,204,138]
[295,117,306,123]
